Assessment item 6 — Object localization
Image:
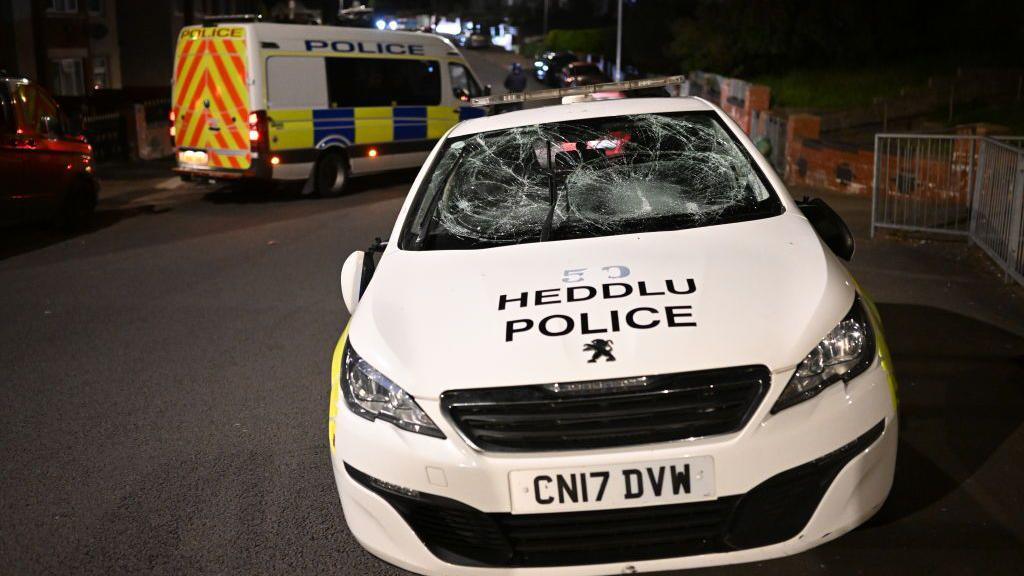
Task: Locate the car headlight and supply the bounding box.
[772,297,876,413]
[340,344,445,438]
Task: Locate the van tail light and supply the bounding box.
[248,111,269,152]
[248,110,271,170]
[247,112,259,142]
[169,110,176,122]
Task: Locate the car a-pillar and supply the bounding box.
[315,147,350,197]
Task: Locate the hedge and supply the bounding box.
[543,28,613,56]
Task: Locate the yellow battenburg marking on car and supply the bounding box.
[426,105,460,139]
[328,322,351,452]
[354,107,393,144]
[851,279,898,408]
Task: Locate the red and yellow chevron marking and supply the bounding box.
[172,27,251,170]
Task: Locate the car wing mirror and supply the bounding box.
[454,87,471,102]
[340,251,365,314]
[339,238,388,314]
[797,197,855,261]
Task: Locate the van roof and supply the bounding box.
[183,22,462,58]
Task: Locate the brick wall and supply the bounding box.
[786,137,875,195]
[781,112,875,195]
[686,71,771,134]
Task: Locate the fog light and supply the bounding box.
[270,156,280,165]
[368,148,378,158]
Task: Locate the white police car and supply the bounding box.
[329,79,898,575]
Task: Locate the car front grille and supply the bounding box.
[344,419,885,568]
[440,365,770,452]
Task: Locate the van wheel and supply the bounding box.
[315,150,349,197]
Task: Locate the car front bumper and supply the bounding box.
[330,357,897,575]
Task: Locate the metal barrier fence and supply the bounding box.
[141,98,171,124]
[872,133,1024,285]
[971,138,1024,284]
[82,111,127,162]
[871,134,978,236]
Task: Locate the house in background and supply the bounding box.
[0,0,122,94]
[117,0,259,89]
[0,0,258,94]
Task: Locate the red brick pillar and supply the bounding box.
[747,85,770,112]
[785,114,821,182]
[744,84,771,137]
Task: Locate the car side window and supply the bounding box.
[12,84,60,137]
[448,63,482,101]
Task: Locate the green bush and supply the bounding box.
[543,28,613,56]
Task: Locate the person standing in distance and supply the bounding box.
[502,62,528,111]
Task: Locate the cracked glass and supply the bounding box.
[403,112,783,250]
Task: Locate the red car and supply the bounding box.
[559,61,625,100]
[559,61,610,87]
[0,73,97,228]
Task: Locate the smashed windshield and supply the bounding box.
[402,112,783,250]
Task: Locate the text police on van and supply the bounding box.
[304,40,425,56]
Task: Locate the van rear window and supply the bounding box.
[326,58,440,107]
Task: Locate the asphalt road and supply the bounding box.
[2,50,1023,576]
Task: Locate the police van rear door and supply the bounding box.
[172,26,251,172]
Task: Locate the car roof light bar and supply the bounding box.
[470,75,686,108]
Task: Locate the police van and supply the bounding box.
[171,22,488,195]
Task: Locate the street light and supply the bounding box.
[543,0,548,36]
[615,0,623,81]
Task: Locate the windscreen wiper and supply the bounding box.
[539,140,563,242]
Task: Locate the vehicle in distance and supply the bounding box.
[463,30,490,49]
[0,73,97,228]
[559,61,610,87]
[533,51,576,85]
[329,92,898,575]
[171,23,487,195]
[558,61,624,101]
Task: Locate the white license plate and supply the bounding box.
[509,456,715,515]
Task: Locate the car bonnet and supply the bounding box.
[347,212,855,400]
